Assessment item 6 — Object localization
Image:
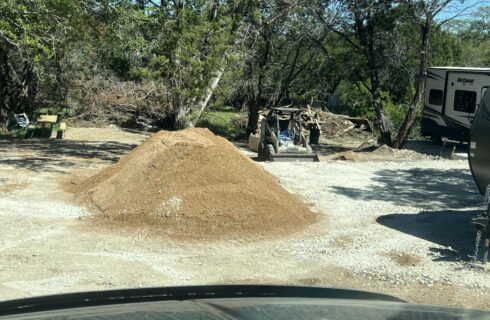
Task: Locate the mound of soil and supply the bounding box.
[75,128,318,239]
[333,151,360,161]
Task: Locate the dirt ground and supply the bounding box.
[0,127,488,311]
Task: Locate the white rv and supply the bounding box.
[422,67,490,142]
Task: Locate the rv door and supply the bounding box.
[445,73,478,129]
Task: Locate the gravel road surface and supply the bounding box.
[263,160,490,290]
[0,128,489,310]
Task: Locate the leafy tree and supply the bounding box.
[447,6,490,67]
[0,0,81,129]
[319,0,402,145]
[224,0,326,136]
[393,0,468,148]
[1,0,488,145]
[94,0,254,129]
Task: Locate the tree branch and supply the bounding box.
[0,30,20,49]
[436,1,487,26]
[147,0,162,8]
[329,27,362,52]
[264,0,300,27]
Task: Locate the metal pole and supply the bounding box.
[450,145,456,160]
[438,139,447,158]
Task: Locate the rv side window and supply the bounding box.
[483,86,488,99]
[454,90,477,113]
[429,89,443,105]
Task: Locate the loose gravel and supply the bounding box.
[1,130,490,309]
[262,160,490,291]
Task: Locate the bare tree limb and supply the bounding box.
[147,0,162,8]
[437,1,490,26]
[264,0,300,27]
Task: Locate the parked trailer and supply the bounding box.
[422,67,490,142]
[469,88,490,263]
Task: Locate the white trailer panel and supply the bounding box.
[422,67,490,142]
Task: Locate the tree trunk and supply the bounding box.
[0,109,7,131]
[393,19,430,149]
[0,50,9,131]
[188,67,224,128]
[366,34,393,146]
[23,62,37,118]
[246,104,259,136]
[371,81,393,146]
[246,28,271,136]
[273,41,302,107]
[245,76,258,136]
[172,68,225,129]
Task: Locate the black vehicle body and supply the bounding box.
[469,88,490,196]
[422,67,490,142]
[1,285,489,320]
[468,87,490,264]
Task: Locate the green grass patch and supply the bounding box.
[196,111,247,140]
[0,129,27,139]
[0,123,61,139]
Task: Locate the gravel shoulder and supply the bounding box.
[263,161,488,288]
[0,128,488,311]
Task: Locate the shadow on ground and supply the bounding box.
[332,168,481,209]
[378,209,481,261]
[0,139,137,173]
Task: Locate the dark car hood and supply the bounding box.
[0,285,487,320]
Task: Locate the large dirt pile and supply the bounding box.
[76,128,318,239]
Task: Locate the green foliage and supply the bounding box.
[337,81,421,138]
[382,91,406,133]
[0,0,82,128]
[93,1,238,127]
[429,27,464,66]
[0,129,27,139]
[196,111,246,140]
[1,0,489,142]
[337,81,373,118]
[446,7,490,67]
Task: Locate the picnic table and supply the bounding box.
[27,115,58,138]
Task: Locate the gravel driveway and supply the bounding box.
[1,129,490,310]
[263,160,490,290]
